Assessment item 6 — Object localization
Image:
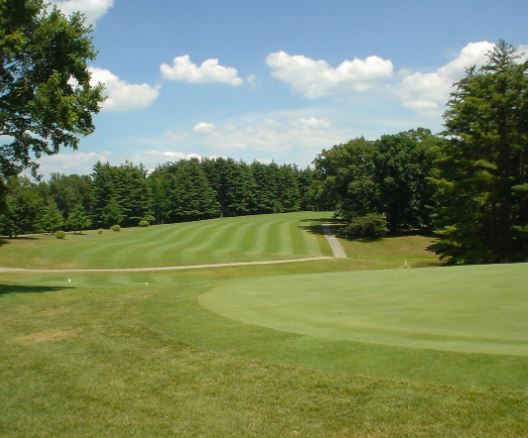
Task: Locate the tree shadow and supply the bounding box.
[0,284,72,296]
[298,217,346,236]
[0,236,39,248]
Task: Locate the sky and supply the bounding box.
[37,0,528,176]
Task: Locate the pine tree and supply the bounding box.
[170,159,220,221]
[67,203,92,234]
[39,200,64,233]
[433,41,528,263]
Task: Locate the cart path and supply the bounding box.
[322,225,347,259]
[0,256,333,274]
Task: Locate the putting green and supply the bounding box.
[199,263,528,356]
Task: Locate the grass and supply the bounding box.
[1,213,526,436]
[0,211,333,269]
[199,264,528,355]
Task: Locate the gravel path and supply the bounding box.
[322,225,347,259]
[0,256,333,274]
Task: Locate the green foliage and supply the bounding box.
[313,132,441,236]
[0,176,42,237]
[111,224,121,232]
[67,203,91,233]
[103,197,124,227]
[374,128,440,231]
[169,159,221,221]
[343,213,388,239]
[138,219,149,227]
[0,0,104,177]
[39,200,64,233]
[433,41,528,263]
[53,230,66,239]
[91,161,153,227]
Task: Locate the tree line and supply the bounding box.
[0,158,323,237]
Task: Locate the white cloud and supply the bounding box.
[266,51,393,98]
[51,0,113,25]
[36,151,111,177]
[89,67,160,112]
[166,131,190,141]
[160,55,243,86]
[298,117,331,128]
[201,114,344,154]
[193,122,216,134]
[131,150,202,171]
[395,41,495,114]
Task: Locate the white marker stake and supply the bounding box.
[68,278,72,283]
[404,260,407,268]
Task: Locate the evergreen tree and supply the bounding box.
[91,162,116,227]
[39,200,64,233]
[0,177,42,237]
[67,203,92,233]
[103,197,124,227]
[170,159,220,221]
[433,41,528,263]
[276,165,301,212]
[250,161,279,213]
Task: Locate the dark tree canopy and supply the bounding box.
[0,0,104,177]
[432,41,528,263]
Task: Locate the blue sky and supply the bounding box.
[40,0,528,175]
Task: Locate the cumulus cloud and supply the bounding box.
[51,0,113,25]
[201,114,344,154]
[36,151,111,177]
[298,117,331,128]
[89,67,160,112]
[193,122,216,134]
[160,55,243,86]
[266,51,393,98]
[395,41,495,113]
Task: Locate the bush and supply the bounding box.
[344,213,388,239]
[97,229,104,234]
[53,230,66,240]
[111,224,121,232]
[138,219,149,227]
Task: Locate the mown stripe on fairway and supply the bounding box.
[215,217,259,258]
[110,222,196,267]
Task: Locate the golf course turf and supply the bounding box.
[1,213,527,436]
[0,212,333,269]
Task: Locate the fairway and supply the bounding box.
[200,263,528,356]
[0,212,332,269]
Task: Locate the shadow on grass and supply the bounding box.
[0,236,39,247]
[0,284,71,296]
[298,217,347,237]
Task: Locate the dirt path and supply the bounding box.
[0,256,333,274]
[322,225,347,259]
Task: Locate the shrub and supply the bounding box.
[53,230,66,240]
[111,224,121,232]
[97,229,104,234]
[344,213,388,239]
[138,219,149,227]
